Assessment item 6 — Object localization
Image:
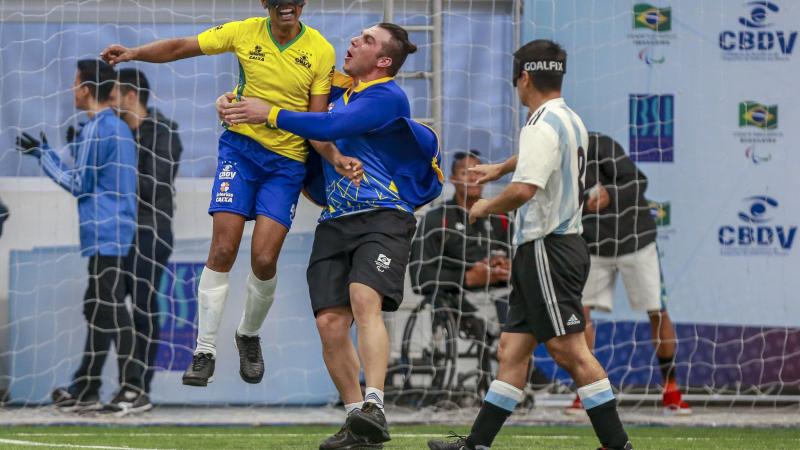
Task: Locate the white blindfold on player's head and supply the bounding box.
[512,59,566,87]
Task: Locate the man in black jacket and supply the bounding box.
[570,132,689,415]
[112,68,183,404]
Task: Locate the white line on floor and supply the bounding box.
[0,437,170,450]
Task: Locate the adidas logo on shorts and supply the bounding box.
[566,314,581,326]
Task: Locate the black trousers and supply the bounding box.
[130,227,173,393]
[70,253,143,398]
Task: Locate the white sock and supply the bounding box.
[344,401,364,415]
[237,271,277,336]
[364,387,384,411]
[195,266,230,357]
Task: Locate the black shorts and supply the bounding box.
[504,234,589,343]
[307,209,417,315]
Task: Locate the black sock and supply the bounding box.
[466,401,511,448]
[586,399,629,449]
[658,355,676,384]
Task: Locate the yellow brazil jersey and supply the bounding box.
[197,18,335,162]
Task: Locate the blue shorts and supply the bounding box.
[208,131,306,230]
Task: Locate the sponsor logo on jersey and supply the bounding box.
[720,1,797,61]
[375,254,392,272]
[216,182,234,203]
[294,54,312,69]
[249,45,266,61]
[719,195,796,255]
[629,94,674,162]
[218,163,237,180]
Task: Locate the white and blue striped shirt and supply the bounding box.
[512,98,588,245]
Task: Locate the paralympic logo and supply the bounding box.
[639,47,666,65]
[745,146,772,164]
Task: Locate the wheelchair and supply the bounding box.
[386,290,507,407]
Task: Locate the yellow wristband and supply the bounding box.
[267,107,282,129]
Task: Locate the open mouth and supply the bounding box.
[344,49,353,61]
[278,7,295,21]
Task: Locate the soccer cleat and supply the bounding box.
[182,352,215,386]
[51,387,101,412]
[596,441,633,450]
[319,422,383,450]
[235,332,265,384]
[564,394,584,415]
[99,388,153,417]
[348,402,391,444]
[662,389,692,415]
[427,433,473,450]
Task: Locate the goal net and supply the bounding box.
[1,0,798,417]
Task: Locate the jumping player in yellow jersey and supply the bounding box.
[101,0,359,388]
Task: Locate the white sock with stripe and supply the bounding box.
[484,380,524,412]
[577,378,615,410]
[344,401,364,415]
[364,387,384,411]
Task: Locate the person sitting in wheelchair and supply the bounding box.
[409,150,513,394]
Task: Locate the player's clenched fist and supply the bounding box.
[100,44,135,66]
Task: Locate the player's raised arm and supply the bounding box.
[469,155,518,184]
[101,37,203,66]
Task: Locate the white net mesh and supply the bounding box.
[0,0,798,422]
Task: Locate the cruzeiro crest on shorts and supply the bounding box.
[375,253,392,272]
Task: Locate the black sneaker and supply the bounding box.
[319,422,383,450]
[348,402,390,444]
[234,333,264,384]
[597,442,633,450]
[51,387,101,412]
[182,353,215,386]
[99,388,153,417]
[427,433,473,450]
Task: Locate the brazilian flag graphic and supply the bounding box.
[634,4,672,31]
[739,101,778,129]
[649,201,671,227]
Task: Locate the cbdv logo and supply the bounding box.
[629,94,674,162]
[720,1,797,61]
[734,101,782,145]
[629,4,675,47]
[719,196,796,256]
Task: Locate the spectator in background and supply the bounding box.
[111,68,183,400]
[0,198,8,237]
[410,150,547,396]
[572,132,690,415]
[15,60,148,414]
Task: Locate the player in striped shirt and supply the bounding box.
[428,40,632,450]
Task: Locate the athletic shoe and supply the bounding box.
[182,352,215,386]
[348,402,391,444]
[235,333,265,384]
[662,389,692,415]
[99,388,153,417]
[564,394,584,415]
[596,441,633,450]
[427,433,473,450]
[51,387,101,412]
[319,422,383,449]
